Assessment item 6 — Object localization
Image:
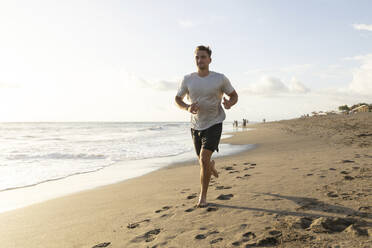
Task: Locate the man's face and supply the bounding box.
[195,50,211,70]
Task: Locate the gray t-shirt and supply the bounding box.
[176,71,235,130]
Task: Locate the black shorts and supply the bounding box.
[191,122,223,157]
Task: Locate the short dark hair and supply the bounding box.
[195,45,212,57]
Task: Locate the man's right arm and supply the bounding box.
[175,96,199,114]
[175,96,190,111]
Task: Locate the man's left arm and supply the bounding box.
[222,90,238,109]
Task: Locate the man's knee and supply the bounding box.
[199,157,209,167]
[199,149,213,167]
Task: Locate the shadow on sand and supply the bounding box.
[210,192,372,226]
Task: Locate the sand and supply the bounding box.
[0,113,371,248]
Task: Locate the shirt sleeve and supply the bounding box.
[222,75,235,95]
[176,76,188,98]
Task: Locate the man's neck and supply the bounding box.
[197,69,210,77]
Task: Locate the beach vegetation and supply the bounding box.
[338,105,350,112]
[339,103,372,113]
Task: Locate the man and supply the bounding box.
[175,45,238,207]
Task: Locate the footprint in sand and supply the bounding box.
[185,208,195,213]
[195,230,219,240]
[232,241,241,246]
[232,231,256,246]
[155,206,172,213]
[240,224,248,229]
[186,193,198,199]
[160,213,174,218]
[206,207,218,212]
[217,194,234,200]
[344,175,354,180]
[264,198,282,201]
[340,170,350,174]
[210,237,223,244]
[131,229,161,243]
[127,223,139,229]
[92,242,111,248]
[236,174,250,179]
[326,191,339,198]
[359,206,372,211]
[127,219,151,229]
[224,166,234,171]
[306,173,313,176]
[342,159,355,163]
[243,231,256,239]
[215,185,232,190]
[237,232,279,247]
[195,234,206,240]
[229,170,239,174]
[254,236,279,246]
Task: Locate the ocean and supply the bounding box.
[0,122,253,212]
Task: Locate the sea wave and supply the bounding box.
[148,126,163,131]
[0,166,105,192]
[6,153,107,160]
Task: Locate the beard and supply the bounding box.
[197,64,208,70]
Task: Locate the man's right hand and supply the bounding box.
[188,102,199,114]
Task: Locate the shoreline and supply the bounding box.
[0,129,254,214]
[1,115,371,248]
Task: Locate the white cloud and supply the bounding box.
[352,23,372,31]
[153,80,179,91]
[138,77,180,91]
[244,68,271,75]
[288,77,310,93]
[242,76,310,96]
[348,54,372,95]
[244,64,312,76]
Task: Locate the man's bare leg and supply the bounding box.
[210,160,219,178]
[196,148,214,208]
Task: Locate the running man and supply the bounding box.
[175,45,238,207]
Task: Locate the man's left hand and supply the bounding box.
[222,97,232,109]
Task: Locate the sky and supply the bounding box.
[0,0,372,122]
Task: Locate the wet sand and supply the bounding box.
[0,113,371,247]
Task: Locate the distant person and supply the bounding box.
[175,45,238,207]
[263,118,266,123]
